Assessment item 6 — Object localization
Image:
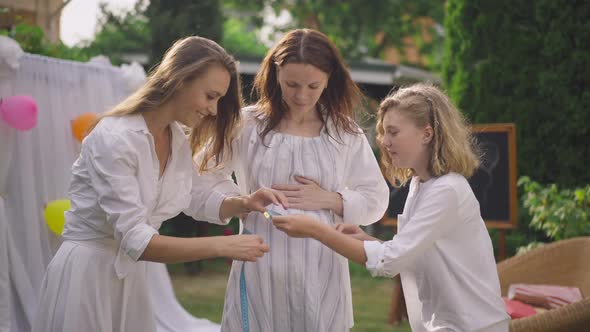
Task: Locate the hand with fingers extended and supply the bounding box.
[221,234,270,262]
[271,175,342,212]
[220,187,288,220]
[271,214,327,238]
[243,187,289,213]
[334,223,377,241]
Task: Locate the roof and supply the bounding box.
[236,56,439,86]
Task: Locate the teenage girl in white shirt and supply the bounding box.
[272,83,510,332]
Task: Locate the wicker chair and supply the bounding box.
[497,237,590,332]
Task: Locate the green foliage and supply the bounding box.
[221,18,268,57]
[443,0,590,186]
[78,1,150,65]
[1,2,150,64]
[82,1,266,65]
[515,241,545,256]
[225,0,444,69]
[2,21,43,53]
[503,204,548,257]
[1,20,90,61]
[146,0,223,66]
[518,176,590,241]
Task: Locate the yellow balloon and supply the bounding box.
[44,199,71,235]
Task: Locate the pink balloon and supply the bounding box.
[0,95,38,131]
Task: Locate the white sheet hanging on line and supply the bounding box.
[0,50,219,332]
[0,52,129,332]
[0,197,10,332]
[0,103,16,332]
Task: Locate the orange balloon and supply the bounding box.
[71,112,97,143]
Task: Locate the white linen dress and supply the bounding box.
[364,173,510,332]
[197,108,390,332]
[32,114,231,332]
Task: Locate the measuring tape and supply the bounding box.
[239,210,281,331]
[240,228,252,332]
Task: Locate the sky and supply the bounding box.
[60,0,139,46]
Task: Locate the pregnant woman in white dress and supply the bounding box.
[197,29,389,332]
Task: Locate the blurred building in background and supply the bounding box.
[0,0,68,42]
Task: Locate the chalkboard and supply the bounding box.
[381,123,517,229]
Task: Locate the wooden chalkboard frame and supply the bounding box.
[380,123,518,230]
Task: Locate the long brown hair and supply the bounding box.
[377,83,480,186]
[253,29,362,142]
[91,36,242,171]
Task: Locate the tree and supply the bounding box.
[79,0,150,65]
[79,1,227,68]
[443,0,590,186]
[222,17,268,58]
[225,0,444,69]
[146,0,223,66]
[83,1,265,65]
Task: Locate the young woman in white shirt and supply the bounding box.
[196,29,389,331]
[272,83,510,332]
[32,36,287,332]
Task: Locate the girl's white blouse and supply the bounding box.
[364,173,509,331]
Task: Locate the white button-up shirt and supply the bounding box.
[62,114,237,278]
[364,173,509,332]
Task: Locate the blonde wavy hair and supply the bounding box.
[90,36,243,171]
[376,83,480,186]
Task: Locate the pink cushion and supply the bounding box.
[503,297,537,319]
[508,284,584,309]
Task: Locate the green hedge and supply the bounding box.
[442,0,590,187]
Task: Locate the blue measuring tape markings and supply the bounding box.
[239,209,283,332]
[240,227,252,332]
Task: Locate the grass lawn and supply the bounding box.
[169,259,411,332]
